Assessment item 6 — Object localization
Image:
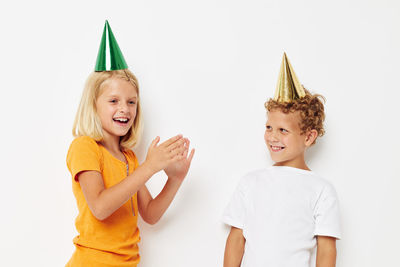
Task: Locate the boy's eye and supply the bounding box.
[266,125,272,130]
[280,128,288,133]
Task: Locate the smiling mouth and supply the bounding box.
[113,118,130,124]
[270,145,285,152]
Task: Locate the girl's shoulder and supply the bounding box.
[66,136,103,180]
[70,136,99,148]
[68,136,101,157]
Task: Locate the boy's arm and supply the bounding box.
[316,236,337,267]
[224,227,245,267]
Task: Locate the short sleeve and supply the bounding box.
[66,136,102,182]
[222,177,248,229]
[314,183,342,239]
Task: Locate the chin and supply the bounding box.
[112,130,130,137]
[272,159,284,165]
[269,152,284,163]
[271,155,291,165]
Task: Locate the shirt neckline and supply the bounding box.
[270,165,314,175]
[98,143,129,166]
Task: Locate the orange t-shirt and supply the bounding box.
[66,136,141,267]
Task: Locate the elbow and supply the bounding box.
[141,201,161,225]
[93,213,109,221]
[143,216,159,225]
[90,204,110,221]
[141,209,160,225]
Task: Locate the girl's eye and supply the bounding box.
[280,128,288,133]
[110,99,117,103]
[129,101,136,105]
[266,125,272,130]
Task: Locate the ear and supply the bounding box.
[304,129,318,147]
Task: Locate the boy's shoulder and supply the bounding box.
[237,168,274,190]
[241,166,316,180]
[241,166,334,191]
[242,168,271,179]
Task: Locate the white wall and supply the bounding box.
[1,0,399,266]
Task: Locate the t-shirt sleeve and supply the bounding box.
[222,177,248,229]
[314,182,342,239]
[66,136,102,182]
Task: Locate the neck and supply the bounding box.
[100,133,121,154]
[273,155,310,171]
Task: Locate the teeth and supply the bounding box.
[271,145,284,151]
[114,118,128,122]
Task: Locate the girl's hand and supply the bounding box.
[143,135,187,174]
[164,138,195,181]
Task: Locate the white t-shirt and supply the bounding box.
[222,166,341,267]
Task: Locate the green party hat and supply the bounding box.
[273,53,306,102]
[95,20,128,71]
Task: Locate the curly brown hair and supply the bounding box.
[265,89,326,145]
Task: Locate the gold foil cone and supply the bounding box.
[273,53,306,102]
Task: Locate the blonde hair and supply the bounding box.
[72,69,143,149]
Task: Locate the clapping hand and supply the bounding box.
[144,135,187,174]
[164,138,195,181]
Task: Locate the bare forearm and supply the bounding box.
[316,250,336,267]
[224,241,244,267]
[224,228,245,267]
[94,163,154,220]
[143,179,182,224]
[316,236,337,267]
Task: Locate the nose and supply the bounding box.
[118,102,129,114]
[266,130,279,142]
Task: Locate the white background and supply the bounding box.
[1,0,399,266]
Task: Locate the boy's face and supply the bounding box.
[264,110,310,168]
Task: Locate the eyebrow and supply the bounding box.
[107,95,137,99]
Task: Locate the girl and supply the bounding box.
[66,22,194,267]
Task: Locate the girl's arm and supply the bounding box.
[137,181,182,225]
[316,236,337,267]
[78,135,186,221]
[138,138,195,224]
[224,227,245,267]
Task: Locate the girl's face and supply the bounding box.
[96,77,138,142]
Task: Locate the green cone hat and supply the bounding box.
[95,20,128,71]
[273,53,306,102]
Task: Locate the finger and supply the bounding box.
[167,142,186,159]
[150,136,160,148]
[182,139,189,158]
[171,144,187,157]
[187,148,195,163]
[178,154,187,161]
[182,146,188,158]
[168,137,186,151]
[161,134,183,148]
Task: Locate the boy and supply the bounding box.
[222,53,341,267]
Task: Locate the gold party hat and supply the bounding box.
[273,53,306,102]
